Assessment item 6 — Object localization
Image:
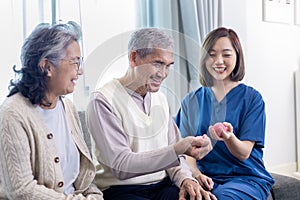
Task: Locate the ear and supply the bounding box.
[129,51,138,68]
[39,59,52,77]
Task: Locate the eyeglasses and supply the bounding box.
[61,57,84,70]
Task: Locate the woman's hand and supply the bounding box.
[195,173,214,191]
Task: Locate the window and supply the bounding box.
[0,0,137,107]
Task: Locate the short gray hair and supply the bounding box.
[128,27,174,58]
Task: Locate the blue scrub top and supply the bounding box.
[174,83,274,192]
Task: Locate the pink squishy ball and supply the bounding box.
[213,123,227,137]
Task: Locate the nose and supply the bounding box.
[215,54,224,64]
[157,66,169,78]
[77,67,84,75]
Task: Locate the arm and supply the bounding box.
[0,112,95,200]
[165,120,212,185]
[209,90,265,161]
[86,92,180,180]
[185,156,214,191]
[210,123,254,161]
[166,120,216,200]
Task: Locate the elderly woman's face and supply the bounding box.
[47,41,83,97]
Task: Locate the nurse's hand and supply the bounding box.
[209,122,233,141]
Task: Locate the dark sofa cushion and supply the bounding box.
[270,172,300,200]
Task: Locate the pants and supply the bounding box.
[103,177,180,200]
[212,178,269,200]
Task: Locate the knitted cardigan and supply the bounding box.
[0,93,103,200]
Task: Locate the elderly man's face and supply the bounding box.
[131,48,174,96]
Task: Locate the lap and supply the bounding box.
[103,177,179,200]
[212,178,267,200]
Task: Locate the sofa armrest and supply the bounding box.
[269,172,300,200]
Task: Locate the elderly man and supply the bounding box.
[86,27,215,200]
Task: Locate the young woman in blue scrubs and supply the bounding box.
[174,27,274,200]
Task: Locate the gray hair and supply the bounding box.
[21,21,82,69]
[128,27,174,58]
[8,21,82,105]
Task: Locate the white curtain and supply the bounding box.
[136,0,222,116]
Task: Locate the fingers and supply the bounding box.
[179,187,187,200]
[199,187,218,200]
[203,177,214,191]
[175,136,213,159]
[195,173,214,191]
[180,178,218,200]
[185,183,196,200]
[191,147,209,160]
[191,135,210,147]
[209,126,219,140]
[180,179,203,200]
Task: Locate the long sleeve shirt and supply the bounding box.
[86,79,195,190]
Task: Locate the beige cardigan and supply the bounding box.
[0,93,103,200]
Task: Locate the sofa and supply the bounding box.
[267,172,300,200]
[77,111,300,200]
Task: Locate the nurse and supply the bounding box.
[174,27,274,200]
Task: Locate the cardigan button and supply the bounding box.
[47,133,53,139]
[54,157,60,163]
[58,181,64,187]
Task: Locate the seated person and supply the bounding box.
[86,27,216,200]
[0,21,103,199]
[175,27,274,200]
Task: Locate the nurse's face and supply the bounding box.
[205,37,237,84]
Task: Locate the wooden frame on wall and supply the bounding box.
[263,0,293,24]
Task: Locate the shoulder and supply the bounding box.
[240,84,264,101]
[0,93,33,117]
[236,84,265,110]
[181,86,208,104]
[0,93,39,131]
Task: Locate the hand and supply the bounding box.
[174,135,212,160]
[209,122,233,141]
[195,173,214,191]
[179,179,217,200]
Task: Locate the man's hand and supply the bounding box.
[174,135,212,160]
[179,179,217,200]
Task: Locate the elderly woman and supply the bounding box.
[0,21,103,199]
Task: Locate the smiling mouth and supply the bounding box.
[151,78,162,85]
[71,79,77,84]
[213,67,226,73]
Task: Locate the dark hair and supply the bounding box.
[8,21,82,105]
[199,27,245,86]
[128,27,174,58]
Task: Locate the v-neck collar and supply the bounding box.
[208,83,244,105]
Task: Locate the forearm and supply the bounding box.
[186,155,202,177]
[108,146,180,179]
[166,155,197,188]
[224,133,254,161]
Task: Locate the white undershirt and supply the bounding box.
[36,99,80,195]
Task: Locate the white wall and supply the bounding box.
[223,0,300,170]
